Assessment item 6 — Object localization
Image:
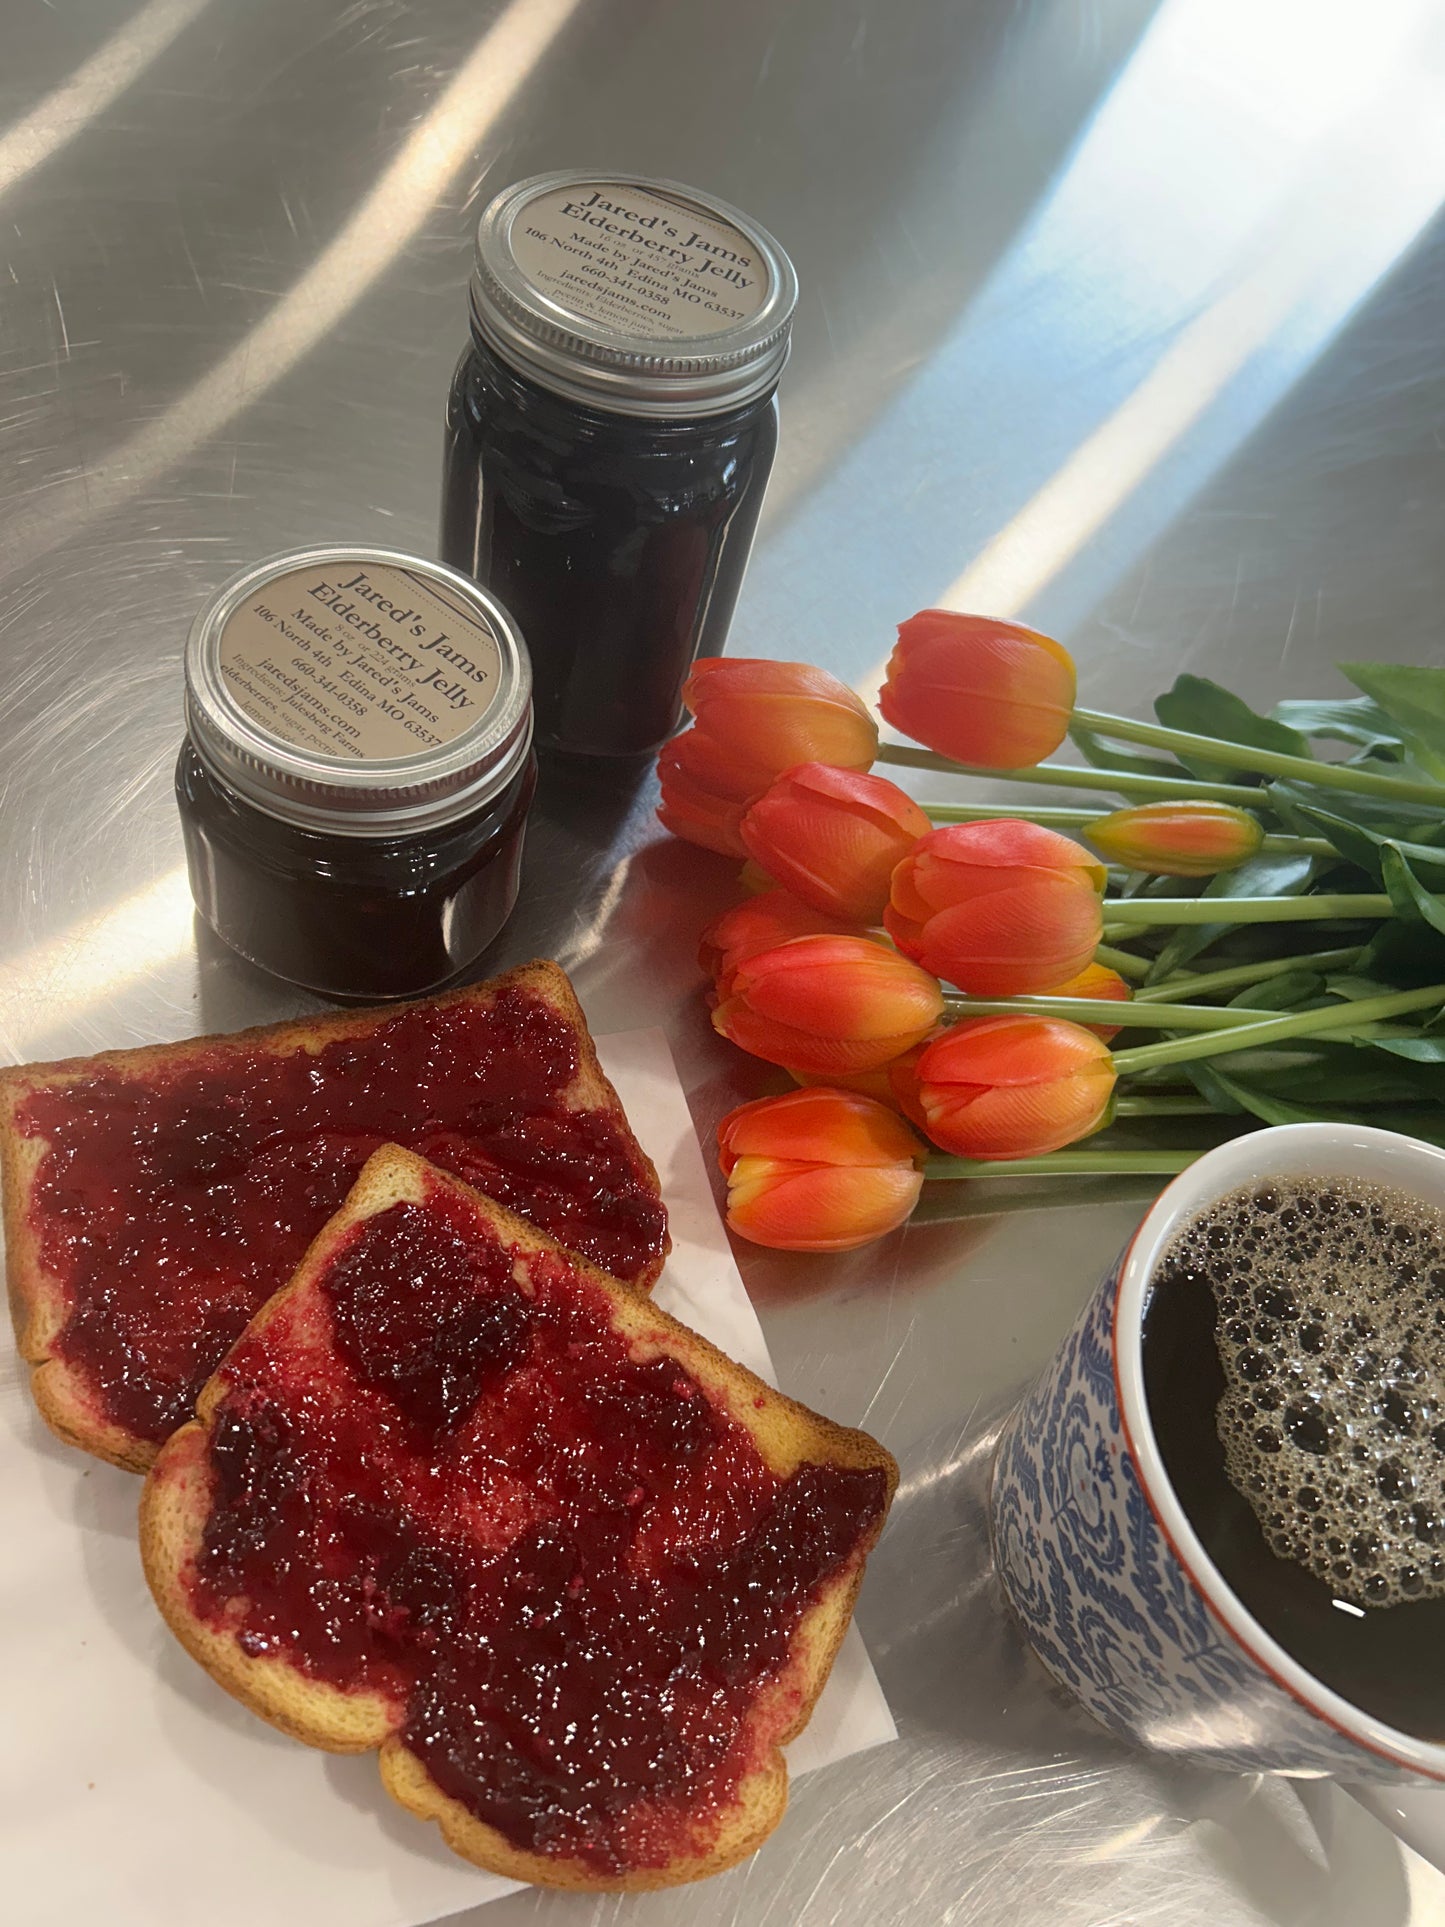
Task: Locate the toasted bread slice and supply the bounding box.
[140,1145,894,1891]
[2,960,667,1471]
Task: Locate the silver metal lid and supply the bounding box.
[183,545,533,837]
[470,171,797,418]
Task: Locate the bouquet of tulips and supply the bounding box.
[657,612,1445,1252]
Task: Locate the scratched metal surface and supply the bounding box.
[3,1,1445,1922]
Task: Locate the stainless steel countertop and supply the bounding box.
[3,3,1445,1922]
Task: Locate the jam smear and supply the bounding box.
[17,987,667,1445]
[190,1190,887,1873]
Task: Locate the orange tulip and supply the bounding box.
[1086,801,1265,877]
[701,890,861,999]
[879,611,1076,768]
[656,731,751,858]
[886,820,1105,996]
[740,763,930,922]
[713,935,945,1076]
[718,1087,924,1251]
[1040,959,1132,1041]
[657,658,878,858]
[915,1015,1116,1160]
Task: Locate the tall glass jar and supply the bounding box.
[440,173,797,759]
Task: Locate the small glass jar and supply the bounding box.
[440,172,797,759]
[176,545,535,1000]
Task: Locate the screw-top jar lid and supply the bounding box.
[184,546,533,837]
[470,171,798,418]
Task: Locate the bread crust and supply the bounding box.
[2,961,667,1472]
[139,1144,895,1891]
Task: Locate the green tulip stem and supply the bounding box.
[1134,947,1365,1003]
[1110,983,1445,1075]
[941,994,1280,1031]
[1103,895,1392,925]
[875,742,1260,805]
[1093,943,1152,981]
[921,801,1102,827]
[925,1151,1201,1179]
[1070,706,1445,806]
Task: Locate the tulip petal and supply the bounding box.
[921,1014,1114,1085]
[734,937,944,1040]
[713,998,938,1075]
[719,1086,923,1167]
[920,1066,1114,1159]
[725,1156,923,1251]
[702,691,879,779]
[741,766,928,922]
[908,818,1106,887]
[701,891,859,982]
[910,874,1102,995]
[915,1014,1116,1158]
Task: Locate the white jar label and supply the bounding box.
[218,561,503,761]
[509,181,769,341]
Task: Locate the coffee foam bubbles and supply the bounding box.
[1168,1176,1445,1611]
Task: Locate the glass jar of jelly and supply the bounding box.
[176,545,535,1001]
[441,172,797,758]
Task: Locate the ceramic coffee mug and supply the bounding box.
[990,1121,1445,1784]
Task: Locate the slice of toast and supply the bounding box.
[2,960,667,1472]
[140,1145,894,1891]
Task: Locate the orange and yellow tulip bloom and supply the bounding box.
[915,1014,1117,1160]
[701,889,862,998]
[718,1086,924,1251]
[1086,800,1264,877]
[879,610,1075,768]
[740,763,930,922]
[712,934,944,1076]
[886,819,1104,996]
[657,657,878,857]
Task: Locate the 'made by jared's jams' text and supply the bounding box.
[223,562,500,761]
[305,571,492,713]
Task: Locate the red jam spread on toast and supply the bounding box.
[188,1188,887,1873]
[16,988,667,1445]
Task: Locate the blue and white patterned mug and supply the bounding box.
[990,1122,1445,1782]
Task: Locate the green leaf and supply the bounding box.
[1323,974,1395,1000]
[1268,780,1445,845]
[1226,972,1324,1010]
[1196,1066,1326,1127]
[1374,1034,1445,1062]
[1382,844,1445,936]
[1143,853,1320,983]
[1182,1061,1247,1114]
[1155,675,1312,783]
[1358,917,1445,988]
[1234,1040,1445,1106]
[1271,696,1403,755]
[1283,802,1391,881]
[1341,663,1445,767]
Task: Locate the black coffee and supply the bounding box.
[1143,1174,1445,1741]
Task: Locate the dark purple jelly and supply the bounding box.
[441,339,778,759]
[183,1187,889,1874]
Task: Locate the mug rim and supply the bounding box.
[1115,1120,1445,1779]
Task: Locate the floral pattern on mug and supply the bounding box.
[989,1261,1421,1776]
